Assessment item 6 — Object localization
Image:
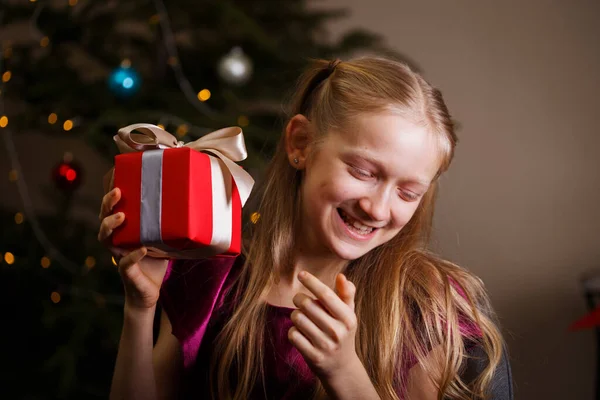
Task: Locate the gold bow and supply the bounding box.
[113,123,254,206]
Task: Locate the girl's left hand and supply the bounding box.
[288,271,359,380]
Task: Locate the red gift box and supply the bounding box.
[107,123,254,259]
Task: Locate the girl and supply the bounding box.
[99,57,511,399]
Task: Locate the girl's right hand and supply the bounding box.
[98,187,170,310]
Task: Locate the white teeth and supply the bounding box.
[352,220,370,230]
[340,209,374,234]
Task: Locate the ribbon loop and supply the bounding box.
[114,123,254,205]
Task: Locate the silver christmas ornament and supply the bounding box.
[217,47,253,85]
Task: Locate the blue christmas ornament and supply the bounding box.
[108,64,141,97]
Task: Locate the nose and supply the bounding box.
[358,186,392,223]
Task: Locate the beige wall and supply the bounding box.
[318,0,600,398]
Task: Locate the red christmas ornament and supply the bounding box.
[52,159,83,191]
[570,307,600,331]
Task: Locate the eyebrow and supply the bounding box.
[343,150,431,188]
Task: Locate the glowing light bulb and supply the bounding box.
[197,89,211,101]
[85,256,96,269]
[4,252,15,264]
[41,257,51,268]
[176,124,188,137]
[14,212,24,224]
[51,292,61,303]
[63,120,73,131]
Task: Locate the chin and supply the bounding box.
[326,237,373,261]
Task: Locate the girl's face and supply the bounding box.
[297,111,441,261]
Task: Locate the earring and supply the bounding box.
[293,158,299,164]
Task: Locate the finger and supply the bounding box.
[288,326,320,363]
[109,246,127,259]
[291,309,335,351]
[97,212,125,243]
[298,271,351,321]
[336,274,356,311]
[99,187,121,221]
[118,247,147,277]
[293,293,340,340]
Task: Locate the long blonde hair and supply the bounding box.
[210,56,505,400]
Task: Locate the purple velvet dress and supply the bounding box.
[159,255,481,399]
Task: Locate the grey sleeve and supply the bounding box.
[460,344,514,400]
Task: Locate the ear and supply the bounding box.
[285,114,314,169]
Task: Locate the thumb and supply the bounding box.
[336,274,356,309]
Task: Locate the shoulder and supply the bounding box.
[159,254,245,337]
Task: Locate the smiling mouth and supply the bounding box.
[337,208,378,235]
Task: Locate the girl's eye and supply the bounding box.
[350,166,373,179]
[399,190,420,202]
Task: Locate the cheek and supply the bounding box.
[391,203,421,228]
[312,175,356,204]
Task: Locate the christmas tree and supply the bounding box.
[0,0,401,398]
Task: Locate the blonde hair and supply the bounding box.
[210,56,505,400]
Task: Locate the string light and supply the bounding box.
[50,291,61,303]
[0,25,123,305]
[84,256,96,269]
[156,124,165,130]
[41,256,51,268]
[111,256,118,266]
[152,0,217,118]
[250,212,260,224]
[2,71,11,82]
[175,124,188,137]
[14,212,24,224]
[4,252,15,264]
[48,113,57,124]
[63,120,73,131]
[40,36,49,47]
[237,115,249,127]
[197,89,211,101]
[149,14,160,24]
[68,0,78,6]
[0,0,252,307]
